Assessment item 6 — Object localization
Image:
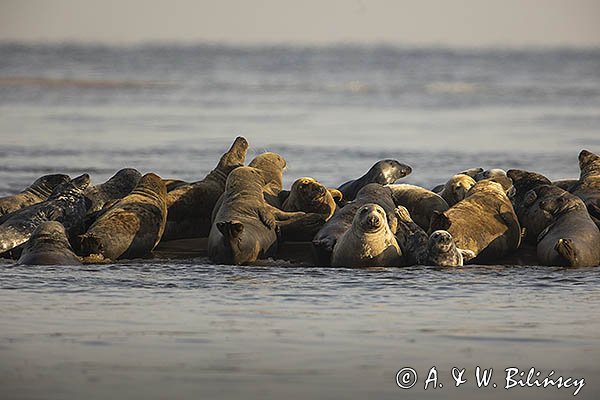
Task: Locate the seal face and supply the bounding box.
[208,166,279,265]
[79,173,167,261]
[282,177,341,221]
[337,159,412,202]
[424,230,470,267]
[313,183,399,266]
[17,221,81,265]
[0,174,71,218]
[536,186,600,267]
[386,183,449,230]
[0,174,90,256]
[162,136,249,241]
[429,178,521,262]
[439,174,476,206]
[331,203,401,267]
[84,168,142,214]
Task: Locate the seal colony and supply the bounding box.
[1,137,599,268]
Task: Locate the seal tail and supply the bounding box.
[216,220,244,241]
[555,238,578,267]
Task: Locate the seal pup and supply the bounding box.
[281,177,342,221]
[394,206,429,266]
[429,177,521,262]
[162,136,249,241]
[79,173,167,261]
[331,204,402,267]
[312,183,398,266]
[337,160,412,202]
[438,174,476,206]
[424,230,475,267]
[208,166,280,265]
[84,168,142,214]
[536,186,600,267]
[570,150,600,226]
[0,174,70,217]
[386,183,449,230]
[0,174,90,255]
[17,221,81,265]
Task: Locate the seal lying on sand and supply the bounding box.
[0,174,90,256]
[570,150,600,227]
[430,177,521,262]
[17,221,81,265]
[331,204,401,267]
[337,160,412,202]
[281,177,342,221]
[313,184,398,266]
[536,186,600,267]
[163,136,249,241]
[84,168,142,214]
[79,173,167,260]
[386,184,449,230]
[0,174,70,218]
[438,174,476,206]
[423,230,475,267]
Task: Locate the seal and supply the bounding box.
[536,186,600,267]
[570,150,600,227]
[0,174,70,217]
[162,136,249,241]
[79,173,167,261]
[423,230,475,267]
[281,177,342,221]
[17,221,81,265]
[84,168,142,214]
[432,168,483,193]
[386,183,449,230]
[208,166,280,265]
[248,152,287,206]
[429,177,521,262]
[394,205,429,266]
[331,203,402,267]
[506,169,555,244]
[438,174,476,206]
[0,174,91,255]
[312,183,398,266]
[474,168,507,181]
[337,159,412,202]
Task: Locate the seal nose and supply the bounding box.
[367,214,380,228]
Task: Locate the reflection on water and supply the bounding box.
[1,43,600,399]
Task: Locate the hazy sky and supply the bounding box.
[1,0,599,47]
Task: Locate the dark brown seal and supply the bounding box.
[17,221,81,265]
[79,173,167,261]
[570,150,600,227]
[430,178,521,262]
[162,136,249,241]
[337,159,412,202]
[536,185,600,267]
[0,174,70,217]
[84,168,142,214]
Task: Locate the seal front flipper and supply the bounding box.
[555,238,578,267]
[458,248,476,263]
[258,208,277,230]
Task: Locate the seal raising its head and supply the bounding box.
[0,174,71,218]
[282,177,341,221]
[331,203,401,267]
[338,159,412,202]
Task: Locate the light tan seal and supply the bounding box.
[281,177,342,221]
[79,173,167,261]
[429,177,521,262]
[331,203,401,267]
[438,174,476,206]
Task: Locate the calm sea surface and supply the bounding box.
[1,43,599,399]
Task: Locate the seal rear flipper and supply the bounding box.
[554,238,578,267]
[328,189,343,203]
[216,220,244,241]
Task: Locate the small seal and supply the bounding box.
[337,160,412,201]
[84,168,142,214]
[79,173,167,261]
[281,177,342,221]
[17,221,81,265]
[0,174,90,255]
[331,203,402,267]
[0,174,70,217]
[312,183,399,266]
[423,230,475,267]
[386,183,449,230]
[163,136,249,240]
[430,177,521,262]
[536,186,600,267]
[438,174,476,206]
